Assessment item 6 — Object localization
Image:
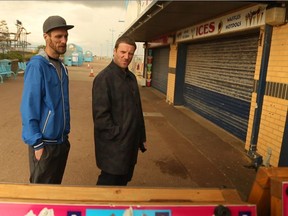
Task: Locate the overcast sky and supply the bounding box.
[1,1,131,57]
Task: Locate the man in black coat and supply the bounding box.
[92,36,147,186]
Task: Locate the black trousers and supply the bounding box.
[96,166,135,186]
[28,139,70,184]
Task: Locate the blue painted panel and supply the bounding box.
[184,83,250,141]
[279,109,288,166]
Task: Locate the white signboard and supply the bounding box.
[176,5,267,43]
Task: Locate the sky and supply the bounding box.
[0,0,132,57]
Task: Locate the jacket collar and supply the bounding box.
[110,61,130,80]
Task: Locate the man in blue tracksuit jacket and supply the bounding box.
[20,15,74,184]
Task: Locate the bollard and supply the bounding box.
[89,67,94,77]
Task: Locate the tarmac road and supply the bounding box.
[0,58,256,201]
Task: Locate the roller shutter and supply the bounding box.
[184,33,259,141]
[151,47,169,93]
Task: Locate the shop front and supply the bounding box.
[175,5,266,141]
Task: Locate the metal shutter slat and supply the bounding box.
[151,47,170,93]
[184,33,259,141]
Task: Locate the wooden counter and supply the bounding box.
[0,183,257,215]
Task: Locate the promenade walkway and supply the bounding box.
[0,59,256,201]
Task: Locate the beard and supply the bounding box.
[48,39,67,55]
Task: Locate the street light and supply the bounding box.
[106,40,109,58]
[109,28,115,57]
[118,20,125,37]
[100,44,102,58]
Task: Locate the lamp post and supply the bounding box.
[118,20,125,37]
[109,28,115,57]
[100,44,102,59]
[106,40,109,58]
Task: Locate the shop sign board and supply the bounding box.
[176,4,267,43]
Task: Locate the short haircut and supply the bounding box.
[114,35,137,50]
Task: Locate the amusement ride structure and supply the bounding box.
[0,19,30,53]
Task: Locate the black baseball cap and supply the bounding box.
[43,15,74,33]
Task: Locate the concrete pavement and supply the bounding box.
[137,86,257,201]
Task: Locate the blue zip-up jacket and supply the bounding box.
[20,51,70,149]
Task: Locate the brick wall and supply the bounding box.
[245,24,288,166]
[166,44,177,104]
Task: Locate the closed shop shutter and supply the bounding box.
[184,32,259,141]
[151,47,170,93]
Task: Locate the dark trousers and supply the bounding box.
[28,139,70,184]
[96,166,135,186]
